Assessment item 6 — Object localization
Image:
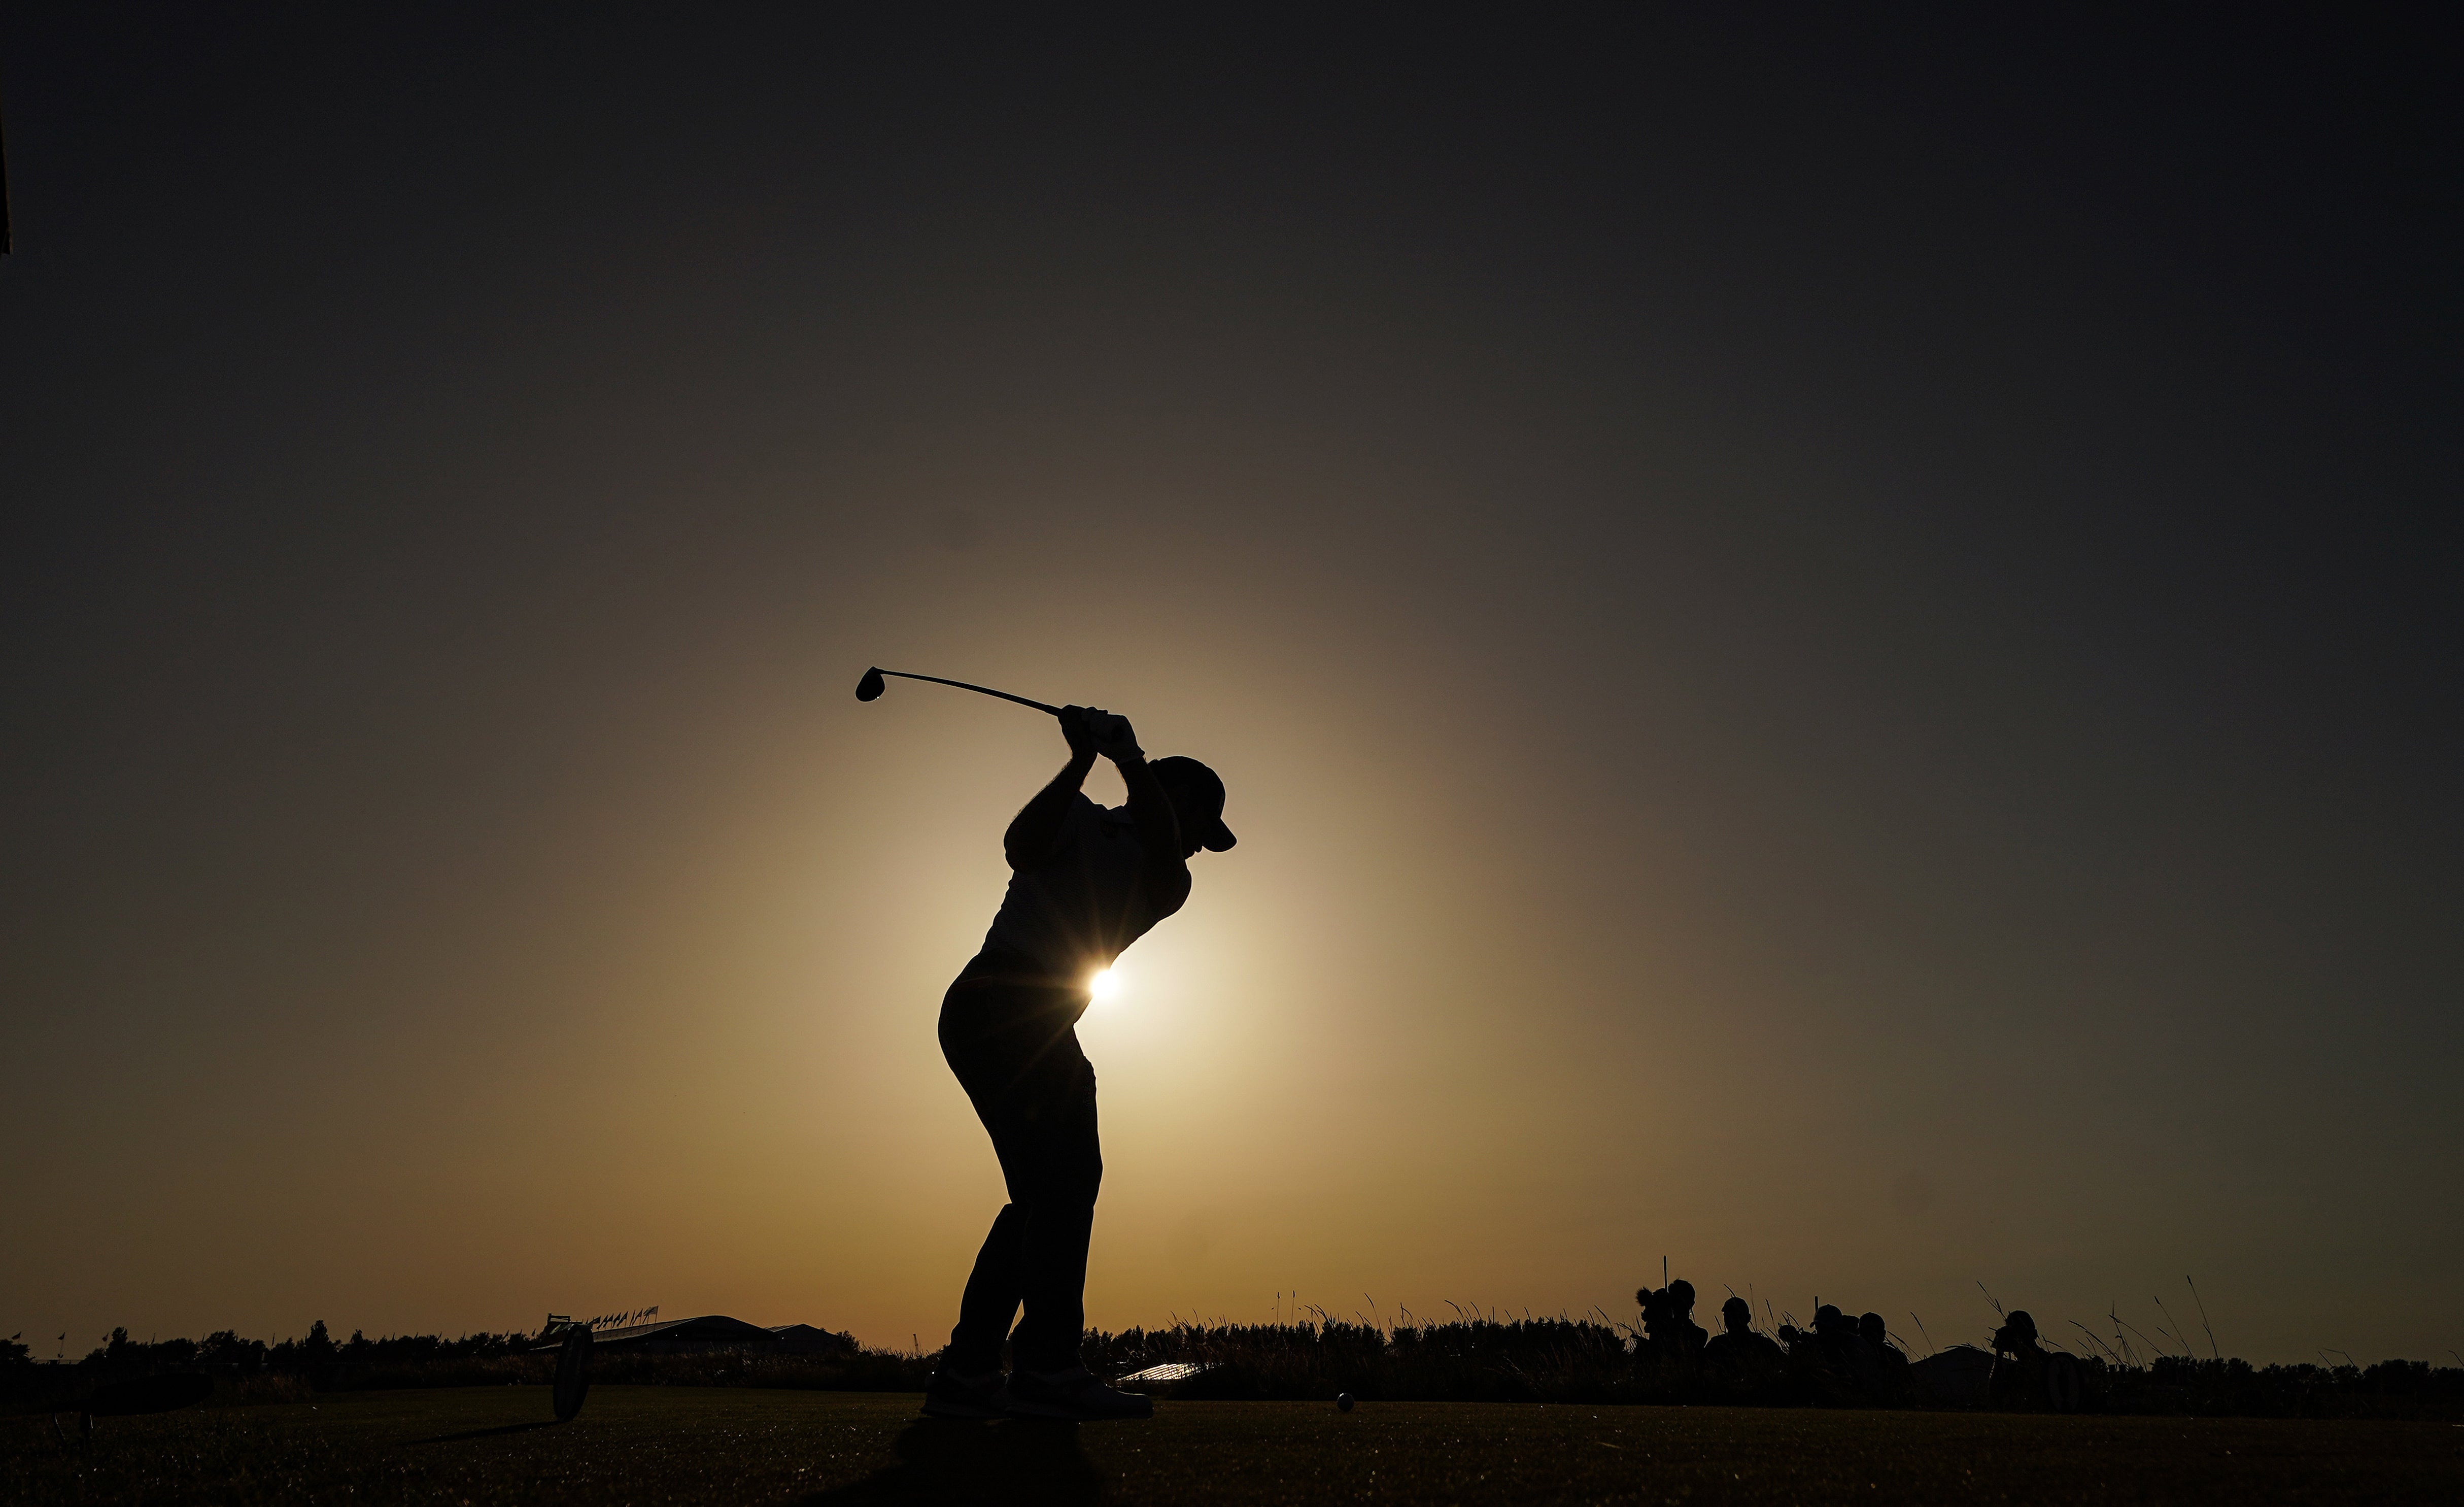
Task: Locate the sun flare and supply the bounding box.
[1088,967,1121,1003]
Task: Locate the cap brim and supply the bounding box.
[1201,820,1236,852]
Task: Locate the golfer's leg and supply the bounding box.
[937,983,1038,1375]
[1011,1057,1103,1371]
[946,1202,1025,1371]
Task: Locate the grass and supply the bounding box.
[1084,1316,1635,1403]
[6,1385,2460,1505]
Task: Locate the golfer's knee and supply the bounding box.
[1039,1170,1100,1209]
[1032,1164,1101,1210]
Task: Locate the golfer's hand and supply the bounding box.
[1059,706,1098,760]
[1087,710,1143,764]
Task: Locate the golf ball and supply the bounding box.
[1337,1392,1355,1412]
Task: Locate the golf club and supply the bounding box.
[855,666,1063,717]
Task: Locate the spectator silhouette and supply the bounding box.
[1859,1312,1911,1402]
[1781,1303,1884,1404]
[1636,1280,1707,1370]
[1988,1310,2045,1409]
[1702,1296,1785,1400]
[1990,1309,2087,1412]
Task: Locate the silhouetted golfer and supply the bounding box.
[922,706,1234,1422]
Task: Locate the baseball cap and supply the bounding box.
[1151,755,1236,851]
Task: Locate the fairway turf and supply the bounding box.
[5,1387,2459,1504]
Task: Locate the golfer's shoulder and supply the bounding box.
[1011,795,1104,872]
[1052,793,1105,836]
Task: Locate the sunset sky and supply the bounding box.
[4,8,2456,1366]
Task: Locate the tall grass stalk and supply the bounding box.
[2151,1296,2196,1360]
[2185,1277,2220,1361]
[2114,1311,2168,1363]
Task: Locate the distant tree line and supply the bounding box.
[8,1313,2458,1422]
[2,1320,537,1383]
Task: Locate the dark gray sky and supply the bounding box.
[4,6,2457,1362]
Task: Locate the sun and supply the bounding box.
[1088,967,1121,1003]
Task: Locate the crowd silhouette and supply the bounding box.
[1635,1277,2065,1409]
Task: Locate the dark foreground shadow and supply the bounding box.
[408,1420,560,1445]
[803,1418,1102,1506]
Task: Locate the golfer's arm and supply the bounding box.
[1117,753,1193,913]
[1004,752,1095,868]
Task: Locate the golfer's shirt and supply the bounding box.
[981,795,1177,987]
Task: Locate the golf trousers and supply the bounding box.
[938,949,1103,1375]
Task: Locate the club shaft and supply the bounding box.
[877,670,1062,716]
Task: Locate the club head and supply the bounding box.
[855,667,886,702]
